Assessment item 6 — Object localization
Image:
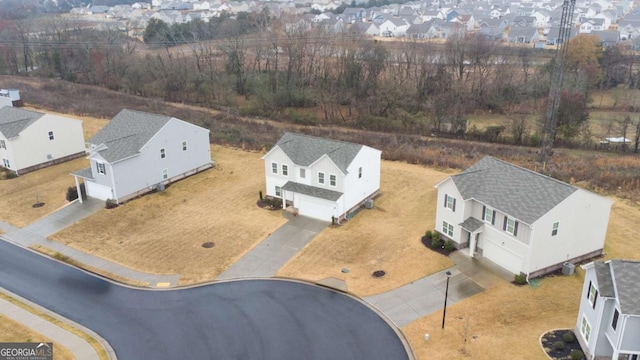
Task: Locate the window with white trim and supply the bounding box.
[358,167,362,178]
[588,281,598,308]
[300,168,306,178]
[182,141,187,151]
[503,216,518,236]
[275,186,281,197]
[442,221,454,237]
[445,194,456,211]
[97,162,106,175]
[0,140,5,149]
[160,148,166,159]
[162,168,168,180]
[483,206,494,224]
[552,222,559,236]
[282,164,288,176]
[271,162,278,174]
[330,174,336,187]
[318,172,325,184]
[48,131,54,140]
[2,158,10,168]
[581,316,591,342]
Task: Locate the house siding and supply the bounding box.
[108,119,211,202]
[7,114,85,173]
[434,178,465,243]
[529,189,611,276]
[620,316,640,352]
[575,265,614,359]
[263,147,295,202]
[342,146,381,212]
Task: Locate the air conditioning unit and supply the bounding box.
[156,183,166,191]
[562,262,575,276]
[364,198,374,209]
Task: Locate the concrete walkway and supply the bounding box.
[365,251,513,327]
[0,199,180,288]
[0,289,115,360]
[217,214,328,280]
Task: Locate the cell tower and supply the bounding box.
[539,0,577,163]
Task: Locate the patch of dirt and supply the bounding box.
[540,329,585,360]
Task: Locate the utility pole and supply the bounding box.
[539,0,576,163]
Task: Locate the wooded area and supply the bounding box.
[1,13,639,150]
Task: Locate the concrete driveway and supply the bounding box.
[217,214,328,280]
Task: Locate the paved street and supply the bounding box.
[0,241,412,360]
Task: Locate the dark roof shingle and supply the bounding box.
[275,132,363,174]
[451,156,578,224]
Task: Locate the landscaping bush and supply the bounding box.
[563,332,575,343]
[425,230,432,239]
[444,240,456,251]
[514,274,527,285]
[105,199,118,209]
[570,349,584,360]
[553,341,565,350]
[259,190,263,201]
[431,232,441,248]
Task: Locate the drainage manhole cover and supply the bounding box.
[32,202,45,208]
[372,270,386,278]
[202,242,215,248]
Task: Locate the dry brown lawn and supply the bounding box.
[0,315,74,360]
[50,145,287,284]
[403,195,640,360]
[0,157,88,227]
[277,160,455,296]
[0,109,108,228]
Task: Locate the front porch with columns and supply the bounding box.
[459,217,484,257]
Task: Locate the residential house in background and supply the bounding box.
[0,107,85,175]
[71,109,212,203]
[434,156,612,279]
[263,132,381,222]
[576,259,640,360]
[0,89,22,108]
[508,27,540,43]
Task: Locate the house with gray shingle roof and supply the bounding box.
[576,259,640,360]
[434,156,612,279]
[0,107,85,175]
[71,109,212,204]
[262,132,381,222]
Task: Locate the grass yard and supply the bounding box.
[277,160,455,296]
[403,196,640,360]
[50,145,287,285]
[0,108,108,228]
[0,157,88,227]
[0,315,74,360]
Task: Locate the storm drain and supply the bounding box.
[372,270,386,278]
[202,242,215,249]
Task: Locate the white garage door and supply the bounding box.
[483,239,523,274]
[297,196,335,222]
[86,182,113,201]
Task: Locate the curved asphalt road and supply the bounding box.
[0,241,410,360]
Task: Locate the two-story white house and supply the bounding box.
[0,107,86,175]
[576,260,640,360]
[434,156,612,279]
[262,132,381,222]
[71,109,212,204]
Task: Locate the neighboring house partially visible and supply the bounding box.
[592,30,620,47]
[262,132,381,221]
[71,109,212,204]
[347,22,379,37]
[434,156,612,279]
[0,89,21,108]
[379,18,410,37]
[575,259,640,360]
[546,26,578,45]
[508,26,540,43]
[0,107,85,175]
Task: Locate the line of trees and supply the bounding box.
[1,14,639,151]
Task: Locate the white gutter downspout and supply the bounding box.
[526,225,535,282]
[109,163,119,203]
[73,175,83,204]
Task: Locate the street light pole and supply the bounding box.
[442,271,452,329]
